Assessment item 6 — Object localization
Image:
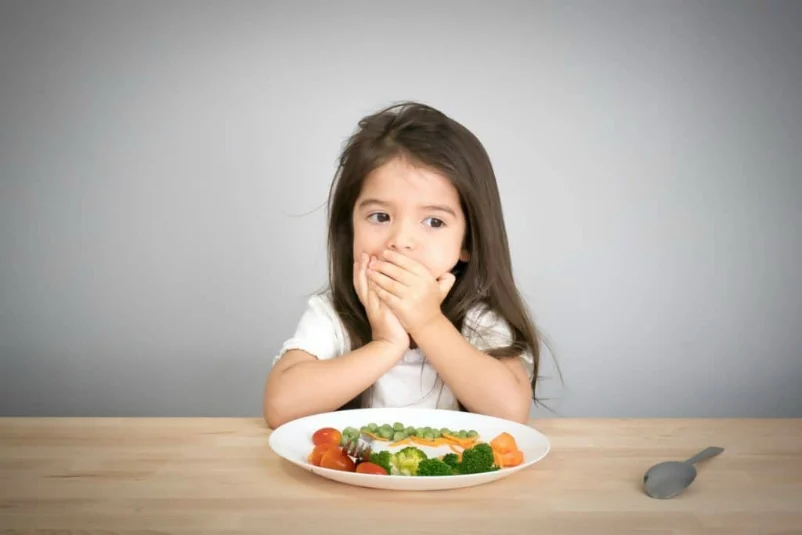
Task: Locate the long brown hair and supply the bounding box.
[326,101,544,410]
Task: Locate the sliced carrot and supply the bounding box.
[411,436,453,447]
[442,432,478,448]
[489,432,518,454]
[362,431,388,441]
[448,444,463,455]
[389,437,411,447]
[496,449,524,468]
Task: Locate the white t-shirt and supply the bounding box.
[273,292,535,410]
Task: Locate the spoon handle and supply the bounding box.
[685,446,724,465]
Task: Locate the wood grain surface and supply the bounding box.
[1,417,800,534]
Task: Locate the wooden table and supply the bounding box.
[1,418,800,534]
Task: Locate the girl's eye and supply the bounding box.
[423,217,445,228]
[368,212,390,223]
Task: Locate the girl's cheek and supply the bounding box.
[353,247,372,263]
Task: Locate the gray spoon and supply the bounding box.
[643,446,724,499]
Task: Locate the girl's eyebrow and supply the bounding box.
[421,204,457,217]
[356,198,390,210]
[357,198,457,217]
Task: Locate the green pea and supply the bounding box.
[393,431,407,442]
[468,430,478,438]
[393,422,404,431]
[440,428,451,436]
[423,432,435,440]
[405,426,416,436]
[379,427,394,439]
[432,429,442,438]
[367,423,378,432]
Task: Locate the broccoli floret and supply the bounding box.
[391,446,427,476]
[417,458,457,476]
[459,443,498,474]
[441,453,461,472]
[369,450,393,474]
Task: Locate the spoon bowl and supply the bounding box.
[643,446,724,499]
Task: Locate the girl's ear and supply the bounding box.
[459,249,470,262]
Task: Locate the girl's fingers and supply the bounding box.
[372,284,402,310]
[367,267,404,298]
[437,272,457,298]
[370,257,414,286]
[381,249,428,277]
[353,260,362,300]
[355,253,369,303]
[367,280,378,313]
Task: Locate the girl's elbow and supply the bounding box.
[508,408,530,425]
[505,396,532,424]
[264,410,286,430]
[263,381,290,429]
[263,382,308,429]
[476,398,530,424]
[263,397,291,429]
[512,409,530,425]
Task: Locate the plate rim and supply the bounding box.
[268,407,551,482]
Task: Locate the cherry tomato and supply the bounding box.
[355,462,388,475]
[319,448,356,472]
[312,427,343,448]
[307,443,338,466]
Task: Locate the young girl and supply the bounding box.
[263,101,542,428]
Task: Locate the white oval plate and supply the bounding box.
[268,407,550,491]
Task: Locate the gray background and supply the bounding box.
[1,0,800,418]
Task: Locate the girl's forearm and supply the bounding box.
[264,341,406,428]
[411,315,532,423]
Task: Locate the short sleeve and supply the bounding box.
[462,305,536,383]
[273,293,348,366]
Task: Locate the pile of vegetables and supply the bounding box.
[306,422,524,476]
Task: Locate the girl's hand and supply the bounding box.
[354,253,410,350]
[366,249,456,336]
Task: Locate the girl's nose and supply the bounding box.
[387,224,415,251]
[387,238,413,251]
